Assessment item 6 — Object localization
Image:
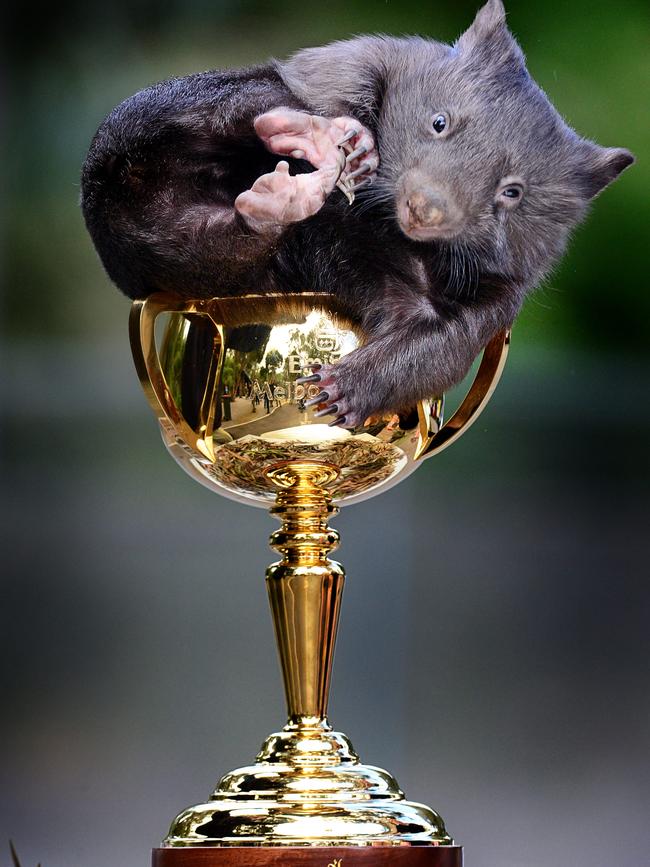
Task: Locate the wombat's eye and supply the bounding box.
[496,178,525,209]
[432,113,448,135]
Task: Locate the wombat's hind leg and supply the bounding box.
[234,160,339,233]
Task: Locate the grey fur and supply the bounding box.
[81,0,634,425]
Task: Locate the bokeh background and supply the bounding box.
[2,1,649,866]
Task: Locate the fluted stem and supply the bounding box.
[265,461,345,723]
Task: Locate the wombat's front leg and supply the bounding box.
[301,292,519,428]
[254,108,378,195]
[301,338,428,429]
[235,109,378,232]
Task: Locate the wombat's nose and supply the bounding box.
[406,192,446,228]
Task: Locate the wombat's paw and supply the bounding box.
[235,160,339,232]
[254,109,378,196]
[331,117,379,196]
[298,362,380,430]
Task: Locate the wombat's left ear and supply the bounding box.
[580,146,635,198]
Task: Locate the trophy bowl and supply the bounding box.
[129,291,509,865]
[130,292,508,507]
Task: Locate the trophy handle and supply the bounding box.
[129,293,225,462]
[415,329,511,461]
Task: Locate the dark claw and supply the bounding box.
[346,144,368,163]
[296,373,321,384]
[336,178,355,205]
[328,415,347,427]
[315,404,338,417]
[305,391,329,407]
[346,161,372,181]
[336,129,357,146]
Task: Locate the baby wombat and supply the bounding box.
[81,0,633,428]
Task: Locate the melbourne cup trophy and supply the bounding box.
[80,0,633,863]
[129,291,509,867]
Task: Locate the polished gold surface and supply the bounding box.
[161,458,451,847]
[129,292,509,848]
[414,330,510,461]
[129,292,509,507]
[165,717,452,847]
[266,462,344,721]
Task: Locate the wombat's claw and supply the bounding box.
[340,148,378,201]
[296,373,321,384]
[329,415,347,427]
[336,129,358,147]
[345,144,368,163]
[337,172,373,201]
[334,125,378,205]
[334,146,348,175]
[315,404,338,417]
[304,390,329,407]
[334,146,357,204]
[346,161,373,181]
[349,177,373,193]
[336,179,355,205]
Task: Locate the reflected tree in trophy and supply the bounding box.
[129,292,509,867]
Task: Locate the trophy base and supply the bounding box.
[164,719,453,847]
[153,846,463,867]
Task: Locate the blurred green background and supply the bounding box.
[2,2,649,867]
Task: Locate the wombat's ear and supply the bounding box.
[461,0,506,41]
[455,0,522,65]
[578,145,635,199]
[279,37,387,122]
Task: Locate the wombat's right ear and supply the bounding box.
[279,37,387,122]
[577,145,635,199]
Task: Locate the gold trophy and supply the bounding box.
[129,292,509,867]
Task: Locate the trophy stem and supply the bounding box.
[163,458,455,847]
[265,461,344,723]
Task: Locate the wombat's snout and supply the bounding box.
[407,192,446,226]
[397,177,464,241]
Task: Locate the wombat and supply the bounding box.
[81,0,633,428]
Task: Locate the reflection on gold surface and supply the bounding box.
[206,433,404,501]
[165,717,452,847]
[130,292,508,507]
[266,462,343,723]
[129,292,509,847]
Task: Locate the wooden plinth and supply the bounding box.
[153,847,463,866]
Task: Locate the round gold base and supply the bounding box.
[164,720,453,848]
